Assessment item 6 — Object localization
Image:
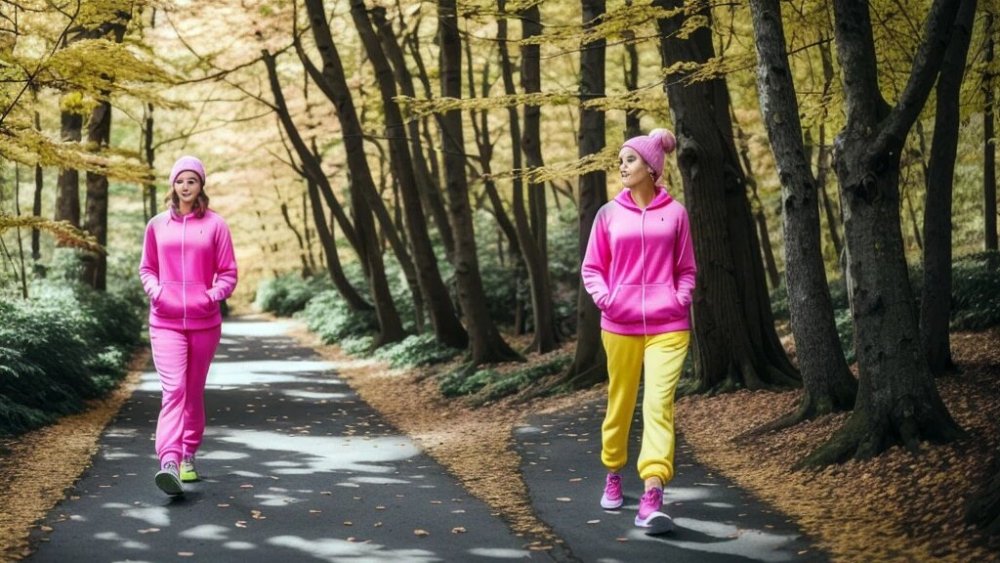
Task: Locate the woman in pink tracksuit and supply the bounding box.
[581,128,696,534]
[139,155,237,496]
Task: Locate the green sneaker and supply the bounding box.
[179,457,199,482]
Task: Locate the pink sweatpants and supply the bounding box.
[149,325,221,467]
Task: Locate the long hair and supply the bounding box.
[166,183,210,218]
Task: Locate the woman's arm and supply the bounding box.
[673,209,697,307]
[581,210,612,310]
[138,223,162,301]
[208,219,238,302]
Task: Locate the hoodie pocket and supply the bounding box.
[152,281,216,319]
[644,282,685,323]
[605,284,644,324]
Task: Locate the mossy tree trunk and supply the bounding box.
[801,0,965,467]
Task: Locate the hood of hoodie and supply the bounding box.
[613,185,673,212]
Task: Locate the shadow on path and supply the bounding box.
[515,400,829,562]
[27,318,544,562]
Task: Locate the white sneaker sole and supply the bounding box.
[155,470,184,496]
[600,495,624,510]
[635,511,673,535]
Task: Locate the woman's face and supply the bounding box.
[173,171,203,209]
[618,147,652,190]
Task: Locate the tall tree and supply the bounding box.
[264,47,404,346]
[563,0,609,389]
[437,0,520,365]
[54,102,83,228]
[371,6,456,261]
[804,0,965,465]
[984,8,997,253]
[80,5,131,290]
[655,0,799,392]
[920,0,977,375]
[349,0,467,349]
[747,0,857,431]
[496,0,559,354]
[306,179,373,312]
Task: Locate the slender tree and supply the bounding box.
[747,0,857,432]
[264,47,404,345]
[371,6,456,261]
[920,0,977,375]
[306,179,373,312]
[984,8,997,253]
[655,0,800,392]
[437,0,520,365]
[803,0,965,465]
[349,0,467,349]
[496,0,559,353]
[80,7,130,290]
[563,0,609,389]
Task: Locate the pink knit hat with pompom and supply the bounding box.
[621,128,677,181]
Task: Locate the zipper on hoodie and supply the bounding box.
[181,215,188,330]
[640,207,647,335]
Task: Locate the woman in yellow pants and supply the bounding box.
[581,128,696,533]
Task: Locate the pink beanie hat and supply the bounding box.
[169,155,206,186]
[621,128,677,181]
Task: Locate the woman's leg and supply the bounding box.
[181,324,222,459]
[636,330,690,486]
[150,326,189,467]
[600,331,645,473]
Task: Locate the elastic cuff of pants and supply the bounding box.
[639,469,671,485]
[159,454,181,468]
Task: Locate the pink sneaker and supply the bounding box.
[635,487,673,534]
[600,473,623,509]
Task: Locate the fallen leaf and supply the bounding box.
[414,529,429,537]
[451,527,466,534]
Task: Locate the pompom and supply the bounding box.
[650,128,677,154]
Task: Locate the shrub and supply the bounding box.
[950,251,1000,330]
[255,273,331,316]
[0,280,142,437]
[301,290,378,344]
[373,333,462,368]
[439,354,572,403]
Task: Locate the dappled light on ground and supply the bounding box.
[22,319,533,562]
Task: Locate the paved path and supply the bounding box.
[515,405,826,562]
[26,318,826,562]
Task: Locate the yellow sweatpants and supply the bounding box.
[601,330,690,485]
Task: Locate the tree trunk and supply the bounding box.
[55,108,82,228]
[350,0,467,349]
[735,121,782,290]
[306,180,373,312]
[746,0,857,434]
[496,1,559,354]
[623,0,641,140]
[802,0,965,466]
[80,99,112,291]
[371,7,456,262]
[921,0,976,375]
[265,46,404,346]
[278,196,312,277]
[562,0,609,390]
[655,0,799,393]
[437,0,520,365]
[984,10,997,253]
[966,458,1000,537]
[31,111,43,262]
[143,102,156,221]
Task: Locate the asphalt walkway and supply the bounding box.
[26,318,825,562]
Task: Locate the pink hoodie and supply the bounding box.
[139,208,238,331]
[582,186,697,335]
